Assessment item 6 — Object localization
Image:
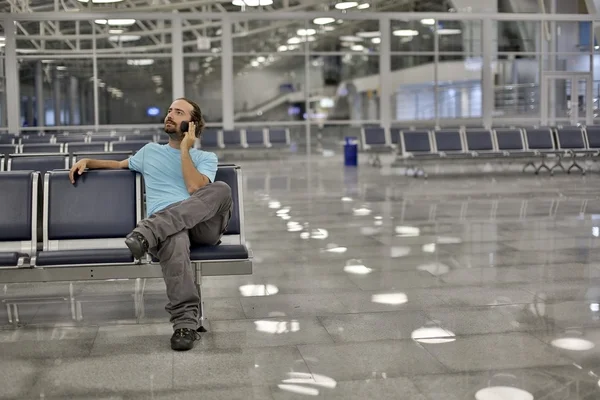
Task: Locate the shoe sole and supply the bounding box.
[125,237,147,260]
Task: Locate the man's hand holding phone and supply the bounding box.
[182,121,196,151]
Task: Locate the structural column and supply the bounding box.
[35,61,45,127]
[221,17,234,130]
[69,76,79,125]
[171,17,184,99]
[53,68,62,126]
[4,18,20,134]
[482,18,494,129]
[379,17,392,132]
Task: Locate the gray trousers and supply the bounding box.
[135,181,233,331]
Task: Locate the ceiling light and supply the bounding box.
[371,292,408,305]
[108,29,124,34]
[357,31,380,38]
[297,28,316,36]
[56,66,67,71]
[251,60,260,67]
[313,17,336,25]
[127,59,154,66]
[351,44,364,51]
[393,29,419,37]
[421,18,436,26]
[438,28,462,35]
[108,35,141,42]
[287,37,302,44]
[371,37,381,44]
[256,56,266,62]
[475,387,533,400]
[232,0,274,6]
[278,45,288,52]
[335,1,358,10]
[411,327,456,344]
[339,35,363,42]
[95,19,137,26]
[357,3,370,9]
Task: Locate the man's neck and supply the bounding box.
[168,139,182,149]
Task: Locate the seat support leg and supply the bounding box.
[568,160,585,175]
[522,161,535,172]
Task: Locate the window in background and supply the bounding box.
[184,56,222,123]
[18,59,94,127]
[96,56,172,125]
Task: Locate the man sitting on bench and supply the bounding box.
[69,98,232,351]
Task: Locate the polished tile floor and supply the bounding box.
[3,156,600,399]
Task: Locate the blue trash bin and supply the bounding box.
[344,136,358,167]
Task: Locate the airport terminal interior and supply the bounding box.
[4,0,600,399]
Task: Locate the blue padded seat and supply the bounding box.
[0,170,37,266]
[89,135,120,142]
[363,128,387,146]
[465,130,495,152]
[54,135,87,143]
[129,133,156,142]
[213,166,240,235]
[0,144,17,157]
[22,143,63,154]
[19,136,53,144]
[67,142,107,153]
[200,129,220,149]
[268,129,289,147]
[526,128,555,150]
[402,130,432,154]
[190,245,248,260]
[35,169,139,267]
[0,170,35,242]
[245,129,266,147]
[111,140,148,154]
[0,252,22,266]
[0,135,14,145]
[585,126,600,149]
[495,129,525,151]
[556,127,585,149]
[222,130,244,147]
[36,249,133,266]
[8,155,68,177]
[434,130,463,152]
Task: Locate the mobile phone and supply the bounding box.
[180,121,189,134]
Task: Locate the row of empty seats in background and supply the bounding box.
[0,167,252,319]
[0,133,157,144]
[361,126,600,175]
[0,141,157,157]
[200,128,290,149]
[0,152,132,175]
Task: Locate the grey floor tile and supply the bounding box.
[271,376,428,399]
[90,323,176,356]
[204,297,247,321]
[204,317,334,348]
[412,367,600,400]
[421,333,574,372]
[297,340,448,381]
[424,305,550,335]
[240,294,350,318]
[333,289,449,313]
[126,386,275,400]
[27,353,174,398]
[260,274,361,295]
[173,346,311,387]
[0,360,41,399]
[531,327,600,371]
[0,326,98,360]
[347,270,445,291]
[318,311,434,343]
[426,286,536,307]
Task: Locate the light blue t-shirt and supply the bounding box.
[128,143,218,216]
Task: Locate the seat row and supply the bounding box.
[0,152,132,175]
[0,166,252,319]
[200,128,290,150]
[0,141,155,157]
[0,133,157,145]
[361,126,600,176]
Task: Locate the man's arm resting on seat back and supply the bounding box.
[181,149,209,194]
[86,159,129,169]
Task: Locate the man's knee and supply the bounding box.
[156,231,190,262]
[196,181,232,207]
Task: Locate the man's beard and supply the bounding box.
[164,122,182,141]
